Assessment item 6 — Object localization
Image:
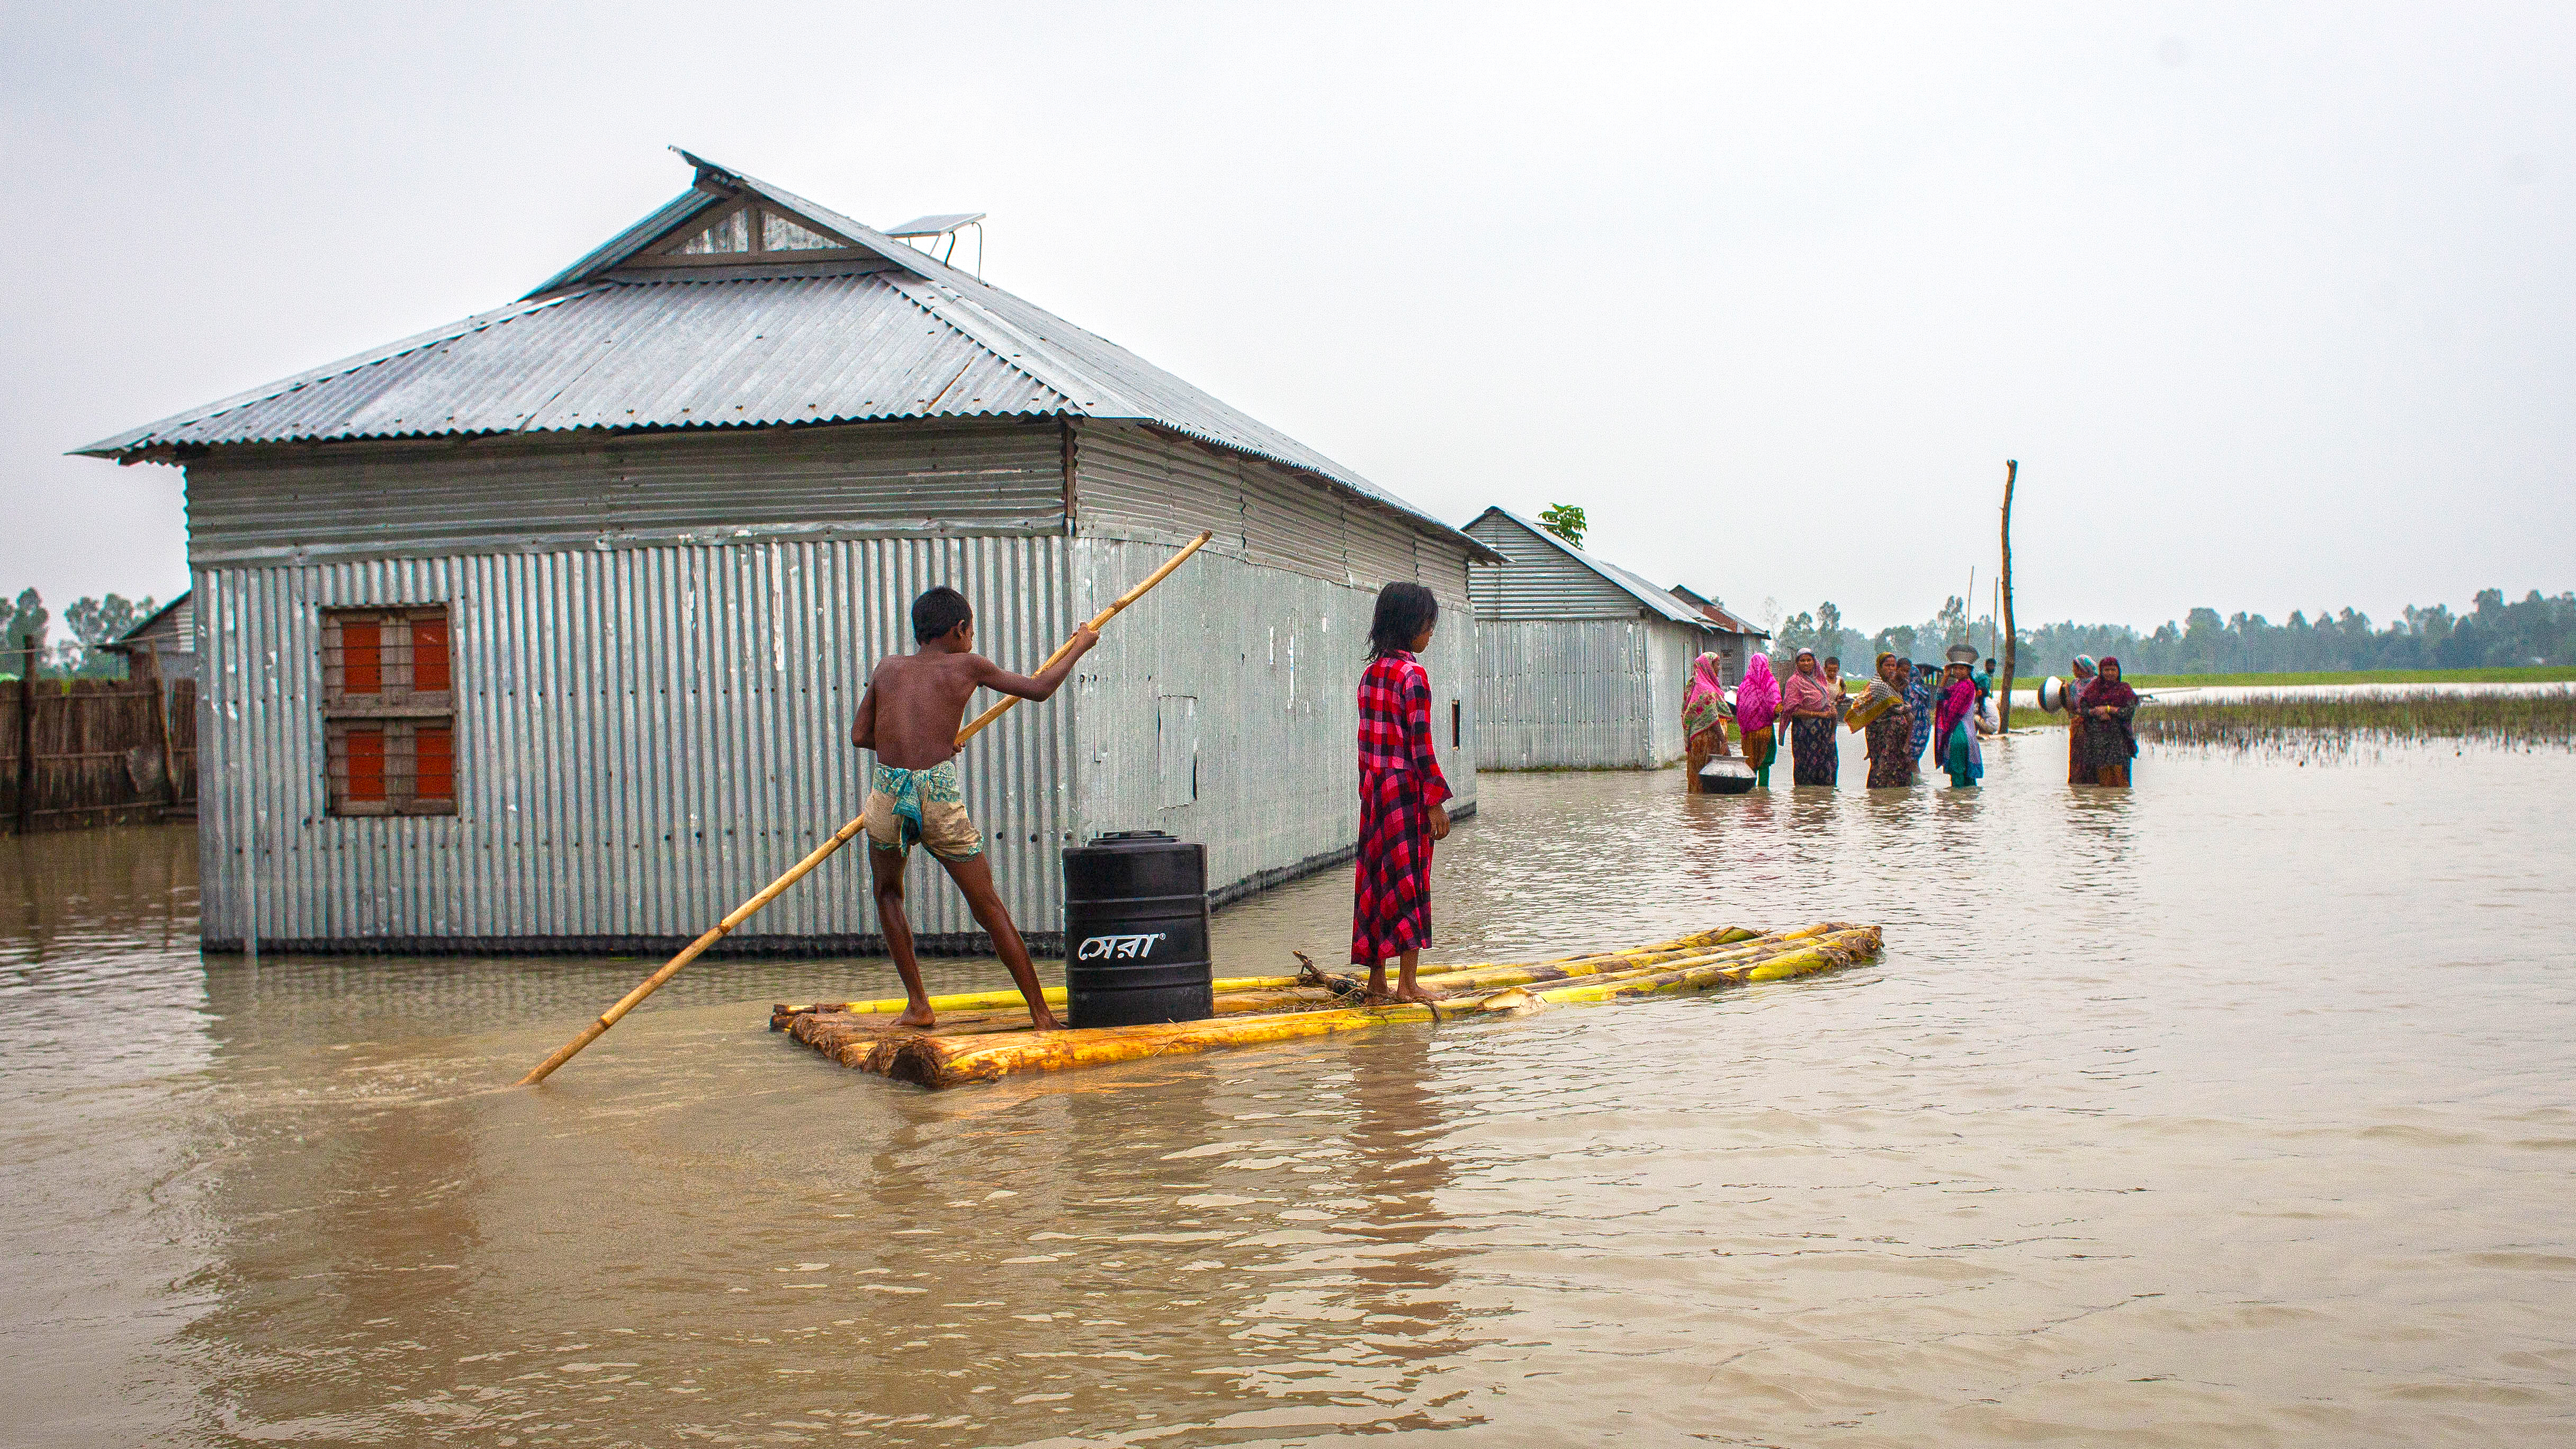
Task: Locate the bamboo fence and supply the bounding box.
[0,677,197,832]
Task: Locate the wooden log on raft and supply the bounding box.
[821,924,1885,1090]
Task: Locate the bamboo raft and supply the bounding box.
[769,922,1883,1090]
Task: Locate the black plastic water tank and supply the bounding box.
[1063,831,1214,1029]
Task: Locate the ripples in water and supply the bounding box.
[3,735,2573,1445]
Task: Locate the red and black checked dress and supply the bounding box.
[1352,650,1452,966]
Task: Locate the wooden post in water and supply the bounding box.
[517,530,1215,1086]
[1999,460,2017,733]
[15,633,37,835]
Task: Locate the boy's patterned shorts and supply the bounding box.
[864,759,984,862]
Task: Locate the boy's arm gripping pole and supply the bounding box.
[516,529,1213,1086]
[953,530,1212,748]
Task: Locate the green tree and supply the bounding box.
[64,594,154,678]
[1536,502,1586,548]
[0,589,47,674]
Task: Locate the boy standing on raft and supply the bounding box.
[1352,582,1453,1006]
[851,586,1096,1030]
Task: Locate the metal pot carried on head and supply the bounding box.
[2040,676,2068,712]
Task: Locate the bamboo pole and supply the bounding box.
[518,530,1216,1085]
[953,531,1212,746]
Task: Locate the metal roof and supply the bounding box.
[1466,508,1715,629]
[77,151,1488,558]
[1668,583,1771,637]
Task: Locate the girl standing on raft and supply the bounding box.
[1734,654,1781,788]
[1681,652,1733,791]
[1352,582,1453,1006]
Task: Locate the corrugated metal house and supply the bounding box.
[1665,586,1771,685]
[1464,508,1716,770]
[77,150,1495,953]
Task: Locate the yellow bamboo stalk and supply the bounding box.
[518,530,1215,1086]
[878,924,1883,1088]
[768,926,1763,1023]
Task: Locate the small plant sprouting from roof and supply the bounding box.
[1537,503,1586,549]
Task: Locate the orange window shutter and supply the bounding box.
[412,618,451,692]
[346,726,388,802]
[415,724,455,802]
[346,620,382,696]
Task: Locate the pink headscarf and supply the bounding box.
[1682,653,1727,739]
[1780,651,1830,716]
[1735,654,1780,734]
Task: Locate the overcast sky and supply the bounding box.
[6,2,2570,635]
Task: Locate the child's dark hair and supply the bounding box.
[1367,582,1439,661]
[912,586,973,644]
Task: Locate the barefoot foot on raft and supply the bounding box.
[1027,1010,1063,1032]
[894,1004,938,1029]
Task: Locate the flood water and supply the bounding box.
[4,734,2572,1446]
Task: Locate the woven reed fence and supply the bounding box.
[0,677,198,832]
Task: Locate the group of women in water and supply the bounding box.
[1681,644,2141,792]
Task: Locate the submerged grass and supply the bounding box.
[2138,687,2576,757]
[2120,665,2576,688]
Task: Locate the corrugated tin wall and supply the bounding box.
[1064,421,1480,901]
[1645,619,1702,765]
[194,534,1073,951]
[1475,620,1651,769]
[1073,421,1464,594]
[1068,538,1476,905]
[1463,512,1640,620]
[184,418,1067,566]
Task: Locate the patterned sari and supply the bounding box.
[1352,651,1452,964]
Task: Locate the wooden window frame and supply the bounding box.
[320,605,457,817]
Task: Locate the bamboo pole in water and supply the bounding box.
[870,925,1883,1088]
[517,531,1215,1086]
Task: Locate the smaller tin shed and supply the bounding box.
[1464,508,1716,770]
[1666,586,1770,686]
[102,592,199,691]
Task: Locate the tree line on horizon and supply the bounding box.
[1763,588,2575,676]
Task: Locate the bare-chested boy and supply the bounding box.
[850,586,1097,1030]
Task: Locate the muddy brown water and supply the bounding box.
[3,736,2571,1446]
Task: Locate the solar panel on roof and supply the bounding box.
[884,213,986,238]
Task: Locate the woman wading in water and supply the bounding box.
[2077,656,2140,786]
[1734,654,1781,788]
[1859,652,1917,789]
[1351,583,1453,1006]
[1681,652,1733,791]
[1782,648,1841,787]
